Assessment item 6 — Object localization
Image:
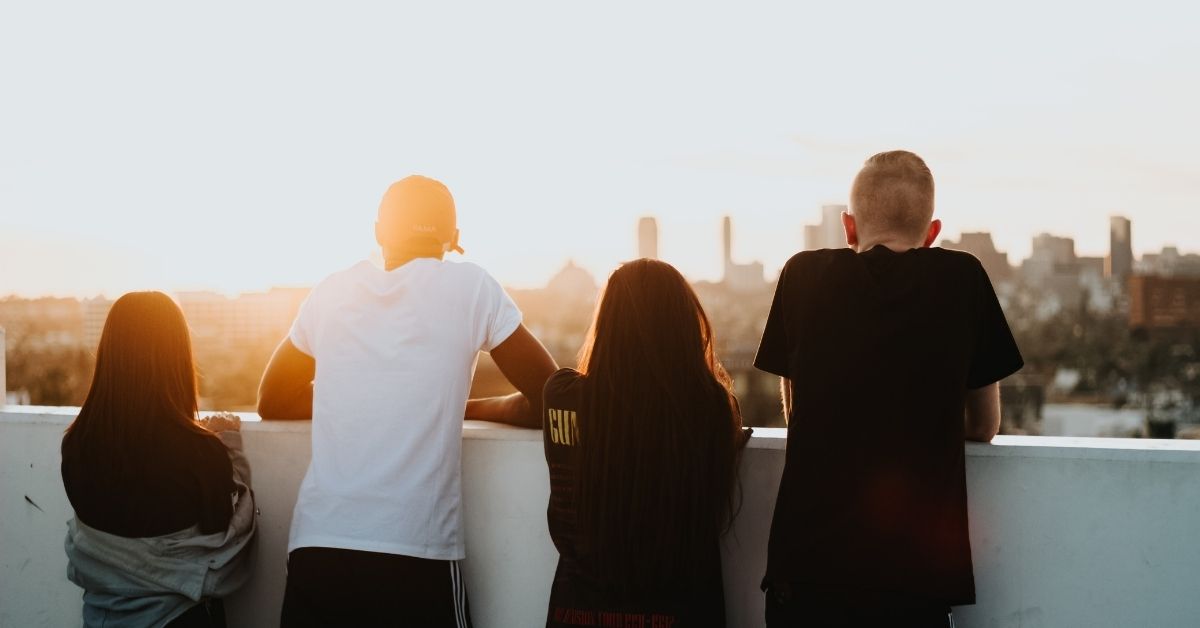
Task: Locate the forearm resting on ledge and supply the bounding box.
[465,324,558,429]
[257,338,315,421]
[465,393,538,428]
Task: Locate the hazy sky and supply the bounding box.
[2,1,1198,297]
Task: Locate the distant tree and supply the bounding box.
[195,338,279,411]
[6,345,94,406]
[2,309,94,405]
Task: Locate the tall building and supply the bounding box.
[82,297,114,350]
[722,216,733,271]
[721,216,766,293]
[1129,275,1200,331]
[637,217,658,260]
[0,297,87,350]
[176,288,308,347]
[1107,216,1133,282]
[941,232,1013,282]
[1137,246,1200,277]
[1023,233,1077,284]
[803,204,847,251]
[1020,234,1090,316]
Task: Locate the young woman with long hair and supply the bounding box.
[61,291,255,628]
[542,259,750,627]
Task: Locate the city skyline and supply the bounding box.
[3,2,1200,297]
[2,211,1195,299]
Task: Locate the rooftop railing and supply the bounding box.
[3,406,1199,627]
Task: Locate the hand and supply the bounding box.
[199,412,242,433]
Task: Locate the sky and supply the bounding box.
[2,1,1199,297]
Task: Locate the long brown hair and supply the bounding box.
[63,291,209,471]
[575,259,743,596]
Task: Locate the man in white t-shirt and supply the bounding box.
[258,175,558,627]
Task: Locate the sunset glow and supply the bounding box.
[2,2,1199,297]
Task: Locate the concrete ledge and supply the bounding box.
[3,407,1200,627]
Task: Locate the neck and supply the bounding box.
[854,235,924,253]
[383,250,443,270]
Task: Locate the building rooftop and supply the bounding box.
[3,406,1200,627]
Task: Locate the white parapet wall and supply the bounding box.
[3,407,1200,627]
[0,327,6,407]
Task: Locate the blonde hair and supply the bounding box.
[850,150,935,239]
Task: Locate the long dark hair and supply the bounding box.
[575,259,743,596]
[63,291,210,472]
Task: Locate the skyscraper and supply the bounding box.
[720,216,766,292]
[1024,233,1077,284]
[637,217,658,260]
[722,216,733,273]
[941,232,1013,282]
[1107,216,1133,282]
[803,204,848,251]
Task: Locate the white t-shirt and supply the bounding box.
[286,258,522,560]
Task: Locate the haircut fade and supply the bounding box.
[849,150,935,239]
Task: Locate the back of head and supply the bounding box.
[849,150,935,242]
[64,291,202,466]
[580,259,720,386]
[575,259,742,596]
[376,175,463,256]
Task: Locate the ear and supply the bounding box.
[841,211,858,249]
[448,228,462,253]
[922,219,942,248]
[374,221,384,248]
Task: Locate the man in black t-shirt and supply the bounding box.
[754,150,1023,627]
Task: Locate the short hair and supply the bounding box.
[849,150,935,239]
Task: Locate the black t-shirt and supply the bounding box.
[542,369,727,627]
[754,246,1023,607]
[62,425,235,538]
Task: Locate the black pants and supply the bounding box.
[765,588,953,628]
[280,547,473,628]
[168,599,226,628]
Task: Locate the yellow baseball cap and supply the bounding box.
[377,175,464,254]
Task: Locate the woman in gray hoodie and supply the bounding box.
[61,291,256,628]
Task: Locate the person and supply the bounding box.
[541,259,750,628]
[258,174,558,627]
[61,291,256,628]
[754,150,1024,627]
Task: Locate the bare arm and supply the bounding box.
[779,377,793,425]
[257,338,315,421]
[964,382,1002,442]
[465,324,558,429]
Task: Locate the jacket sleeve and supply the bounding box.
[203,430,257,599]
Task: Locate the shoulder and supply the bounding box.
[418,260,506,293]
[326,260,374,283]
[543,370,583,450]
[778,248,857,282]
[926,246,984,266]
[784,248,857,269]
[442,260,505,289]
[924,247,990,281]
[305,261,371,301]
[413,259,487,278]
[443,259,490,276]
[545,367,583,394]
[544,368,584,407]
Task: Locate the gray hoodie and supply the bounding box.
[64,430,257,628]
